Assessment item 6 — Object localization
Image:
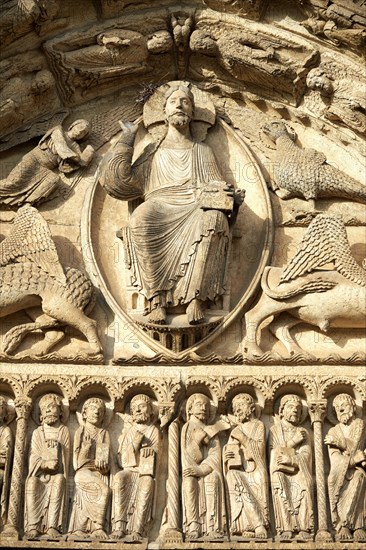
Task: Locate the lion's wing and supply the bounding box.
[0,205,66,284]
[281,214,366,286]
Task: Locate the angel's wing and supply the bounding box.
[0,204,66,284]
[281,214,366,286]
[88,103,142,150]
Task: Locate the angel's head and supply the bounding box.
[306,68,333,95]
[67,119,90,141]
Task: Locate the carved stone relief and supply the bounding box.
[0,51,63,152]
[88,80,272,358]
[181,393,228,540]
[68,397,111,540]
[24,393,70,540]
[269,394,314,541]
[189,12,319,105]
[0,205,101,360]
[111,394,159,541]
[0,371,363,545]
[224,393,269,540]
[0,1,365,548]
[325,393,366,543]
[0,120,94,206]
[43,17,176,105]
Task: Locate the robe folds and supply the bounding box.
[269,421,314,535]
[99,138,231,309]
[112,422,159,536]
[224,420,269,535]
[327,418,366,532]
[181,419,226,537]
[69,426,110,534]
[24,424,70,534]
[0,126,84,206]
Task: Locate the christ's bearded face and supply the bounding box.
[164,90,193,128]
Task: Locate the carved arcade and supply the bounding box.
[0,1,365,548]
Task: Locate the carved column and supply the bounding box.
[163,418,183,544]
[308,400,333,543]
[2,397,32,539]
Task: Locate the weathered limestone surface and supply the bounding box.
[0,0,365,548]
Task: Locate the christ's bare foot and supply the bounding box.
[255,526,267,539]
[187,299,204,325]
[46,527,61,538]
[110,530,125,540]
[27,530,40,540]
[338,527,352,541]
[130,531,143,541]
[298,530,312,540]
[354,528,366,541]
[186,522,200,540]
[281,530,293,540]
[92,529,108,540]
[148,306,166,324]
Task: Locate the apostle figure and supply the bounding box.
[224,393,269,539]
[0,396,13,532]
[111,394,159,541]
[25,393,70,539]
[181,393,226,540]
[98,83,244,325]
[68,397,110,540]
[325,393,366,542]
[269,394,314,541]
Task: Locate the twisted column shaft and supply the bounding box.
[3,398,31,538]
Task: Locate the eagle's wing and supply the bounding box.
[281,214,366,286]
[0,204,66,284]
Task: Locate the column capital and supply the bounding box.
[14,397,32,420]
[308,400,328,424]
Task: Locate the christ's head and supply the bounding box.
[164,86,194,128]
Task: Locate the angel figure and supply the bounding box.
[244,214,366,356]
[0,119,94,206]
[0,204,101,356]
[306,67,366,135]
